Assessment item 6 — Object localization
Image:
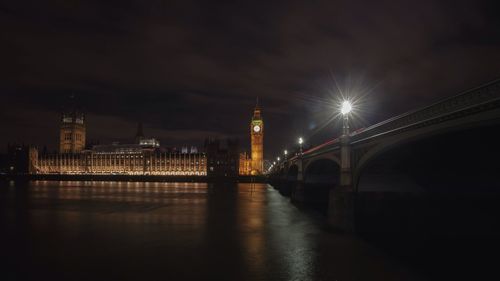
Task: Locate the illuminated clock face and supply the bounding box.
[253,125,261,133]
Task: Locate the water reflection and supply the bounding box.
[29,181,209,233]
[0,180,422,281]
[237,183,267,279]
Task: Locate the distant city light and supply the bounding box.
[284,150,288,155]
[298,137,303,145]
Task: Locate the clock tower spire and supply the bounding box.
[250,98,264,175]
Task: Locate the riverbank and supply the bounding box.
[0,174,268,183]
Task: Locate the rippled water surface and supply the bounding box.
[0,181,423,281]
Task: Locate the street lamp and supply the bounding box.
[341,100,352,115]
[277,157,280,161]
[341,100,352,135]
[298,137,303,154]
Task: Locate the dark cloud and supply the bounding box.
[1,0,499,157]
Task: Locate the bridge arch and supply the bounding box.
[293,158,341,213]
[303,153,340,175]
[354,121,500,235]
[304,158,340,185]
[354,108,500,185]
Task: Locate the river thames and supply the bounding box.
[1,180,425,281]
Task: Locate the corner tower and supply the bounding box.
[59,101,86,153]
[250,99,264,175]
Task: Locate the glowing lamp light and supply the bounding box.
[277,157,280,161]
[341,100,352,115]
[273,161,276,165]
[284,150,288,155]
[298,137,303,145]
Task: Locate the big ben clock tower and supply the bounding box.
[250,99,264,175]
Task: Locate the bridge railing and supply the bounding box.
[351,79,500,142]
[274,79,500,170]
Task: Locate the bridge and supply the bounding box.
[268,79,500,234]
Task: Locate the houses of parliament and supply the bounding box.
[21,102,264,177]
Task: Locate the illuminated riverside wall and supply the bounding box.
[35,151,207,176]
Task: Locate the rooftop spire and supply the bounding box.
[253,97,262,120]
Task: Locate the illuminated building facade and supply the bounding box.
[31,116,207,176]
[25,103,265,177]
[36,149,206,176]
[239,152,251,175]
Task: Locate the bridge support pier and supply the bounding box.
[328,189,355,232]
[291,160,305,202]
[328,134,355,232]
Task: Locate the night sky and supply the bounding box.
[2,0,500,158]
